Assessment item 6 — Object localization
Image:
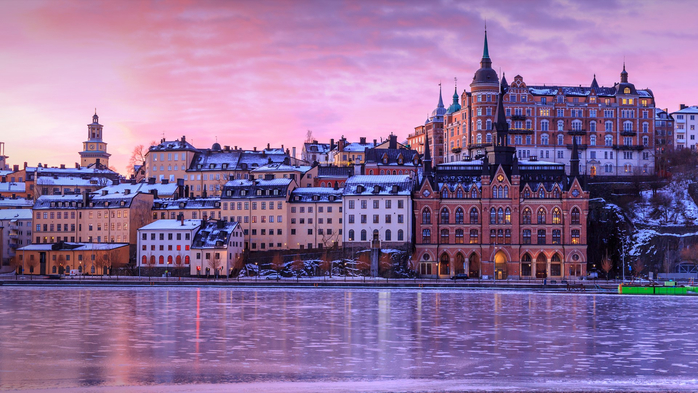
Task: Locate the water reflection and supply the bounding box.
[0,287,697,390]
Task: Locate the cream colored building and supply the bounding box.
[288,187,343,251]
[221,178,296,252]
[16,243,129,275]
[153,197,221,221]
[190,220,244,276]
[137,219,201,272]
[144,136,198,184]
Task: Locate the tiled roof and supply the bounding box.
[344,175,414,196]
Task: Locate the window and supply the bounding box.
[455,229,464,244]
[552,208,562,224]
[455,208,464,224]
[361,200,367,209]
[522,208,532,224]
[537,229,546,244]
[440,208,449,224]
[422,208,431,224]
[470,208,479,224]
[522,229,531,244]
[557,134,564,146]
[373,200,379,209]
[571,208,581,225]
[490,208,496,224]
[349,200,355,209]
[373,215,379,224]
[571,229,580,244]
[348,229,355,241]
[385,229,391,241]
[537,208,546,224]
[552,229,561,244]
[490,229,496,244]
[505,208,511,224]
[398,229,404,241]
[441,229,449,244]
[361,230,367,241]
[422,229,431,244]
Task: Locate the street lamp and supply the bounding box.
[255,262,258,281]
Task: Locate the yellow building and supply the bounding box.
[16,243,129,275]
[288,187,343,251]
[79,112,111,169]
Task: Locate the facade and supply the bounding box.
[137,219,201,272]
[409,95,445,165]
[11,164,118,200]
[251,163,316,188]
[655,109,674,177]
[0,197,34,210]
[671,105,698,150]
[0,209,32,266]
[153,197,221,221]
[190,220,244,276]
[414,86,589,279]
[16,243,129,275]
[363,144,420,177]
[342,175,414,252]
[314,166,353,188]
[436,31,655,176]
[79,112,111,169]
[328,137,374,166]
[0,181,25,199]
[144,136,198,184]
[221,178,296,252]
[302,141,331,164]
[288,187,343,251]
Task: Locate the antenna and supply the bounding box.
[455,77,457,90]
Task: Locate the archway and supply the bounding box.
[521,253,532,277]
[551,253,562,277]
[469,253,480,278]
[455,253,465,275]
[439,253,450,276]
[590,166,597,177]
[536,253,547,278]
[494,251,508,280]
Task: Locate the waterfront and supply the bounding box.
[1,287,697,392]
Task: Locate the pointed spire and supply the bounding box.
[512,153,519,176]
[437,82,444,108]
[493,88,508,138]
[500,72,508,90]
[483,28,490,59]
[620,62,628,83]
[590,74,599,90]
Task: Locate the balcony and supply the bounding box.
[469,143,492,150]
[620,130,637,136]
[568,129,587,136]
[511,114,527,121]
[509,128,534,135]
[566,144,588,150]
[451,147,462,154]
[613,144,645,151]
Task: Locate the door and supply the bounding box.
[39,252,47,275]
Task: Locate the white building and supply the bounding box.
[672,105,698,150]
[137,219,201,272]
[190,220,244,276]
[0,209,32,265]
[342,175,414,252]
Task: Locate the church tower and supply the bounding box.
[80,110,111,169]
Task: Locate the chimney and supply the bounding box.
[680,104,687,110]
[360,137,366,144]
[13,165,18,172]
[113,178,120,185]
[180,214,184,226]
[182,135,186,142]
[101,189,108,196]
[234,145,237,150]
[148,177,156,185]
[23,162,27,169]
[389,134,397,149]
[75,163,80,169]
[338,139,345,152]
[224,145,230,151]
[150,189,158,199]
[1,176,5,183]
[373,139,377,147]
[330,138,335,150]
[83,192,89,206]
[130,178,136,185]
[292,147,296,159]
[253,146,257,152]
[267,143,270,150]
[60,164,65,169]
[162,178,169,185]
[281,144,284,151]
[217,220,225,229]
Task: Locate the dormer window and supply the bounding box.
[312,195,319,201]
[222,163,228,169]
[624,87,630,94]
[209,164,215,169]
[373,185,381,193]
[256,189,262,196]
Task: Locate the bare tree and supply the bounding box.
[632,259,645,281]
[292,254,304,282]
[601,253,613,282]
[356,254,370,282]
[145,253,156,281]
[232,253,245,281]
[56,254,66,275]
[174,251,184,277]
[26,255,38,279]
[271,252,284,280]
[127,143,152,177]
[210,251,222,279]
[305,130,314,144]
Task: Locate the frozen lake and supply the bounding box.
[1,287,698,392]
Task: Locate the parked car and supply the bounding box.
[450,273,469,281]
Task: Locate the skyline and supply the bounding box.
[1,0,696,173]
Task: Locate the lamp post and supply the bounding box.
[255,262,258,282]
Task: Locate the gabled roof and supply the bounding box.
[139,219,202,231]
[290,187,343,203]
[191,221,240,249]
[364,148,420,166]
[344,175,413,196]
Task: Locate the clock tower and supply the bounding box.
[80,110,111,169]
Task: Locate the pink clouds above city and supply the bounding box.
[0,0,695,173]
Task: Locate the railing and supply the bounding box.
[509,128,534,135]
[620,130,637,136]
[511,114,526,121]
[568,129,586,135]
[612,144,645,151]
[451,147,462,154]
[566,144,588,150]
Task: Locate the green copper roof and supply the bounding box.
[483,31,490,59]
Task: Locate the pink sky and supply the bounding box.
[0,0,695,174]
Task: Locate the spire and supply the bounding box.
[570,137,580,178]
[620,62,628,83]
[512,153,519,176]
[437,82,444,108]
[590,74,599,90]
[500,72,508,90]
[483,28,490,59]
[423,132,432,176]
[493,88,508,140]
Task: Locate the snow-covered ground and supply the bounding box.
[631,180,698,227]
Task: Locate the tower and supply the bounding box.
[469,29,500,158]
[80,110,111,169]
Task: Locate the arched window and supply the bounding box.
[557,120,564,131]
[552,208,562,224]
[471,188,478,198]
[490,208,496,224]
[440,208,450,224]
[422,229,431,243]
[623,121,633,131]
[185,255,190,265]
[441,188,449,199]
[539,188,545,198]
[605,135,613,146]
[422,208,431,224]
[176,255,182,266]
[524,189,530,199]
[504,186,509,198]
[571,208,581,225]
[455,207,464,224]
[486,119,492,130]
[498,186,503,199]
[167,255,173,264]
[159,255,164,265]
[642,122,649,133]
[537,208,546,224]
[541,134,549,145]
[572,120,582,131]
[477,134,482,144]
[605,121,613,132]
[385,229,391,241]
[642,136,649,146]
[142,255,147,266]
[486,133,492,143]
[455,229,464,244]
[470,207,479,224]
[361,230,367,241]
[505,208,511,224]
[590,135,596,146]
[398,229,404,241]
[441,229,449,244]
[52,266,57,273]
[348,229,355,241]
[456,188,463,198]
[150,255,156,266]
[522,208,532,224]
[477,120,482,130]
[497,207,504,224]
[557,134,564,146]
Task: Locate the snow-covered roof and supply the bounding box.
[0,182,25,193]
[18,243,129,251]
[251,163,311,173]
[33,195,84,209]
[35,176,112,187]
[290,187,343,203]
[27,166,117,176]
[222,178,294,199]
[0,209,32,220]
[344,175,413,196]
[671,106,698,115]
[97,182,178,198]
[191,221,240,249]
[149,138,197,152]
[342,142,373,152]
[0,170,13,176]
[304,143,331,154]
[138,219,202,231]
[518,159,564,166]
[153,197,220,210]
[0,197,33,208]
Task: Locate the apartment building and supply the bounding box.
[671,105,698,150]
[16,242,129,275]
[288,187,343,251]
[137,219,201,272]
[190,220,244,276]
[153,197,221,221]
[0,209,32,265]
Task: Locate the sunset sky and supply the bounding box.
[0,0,695,174]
